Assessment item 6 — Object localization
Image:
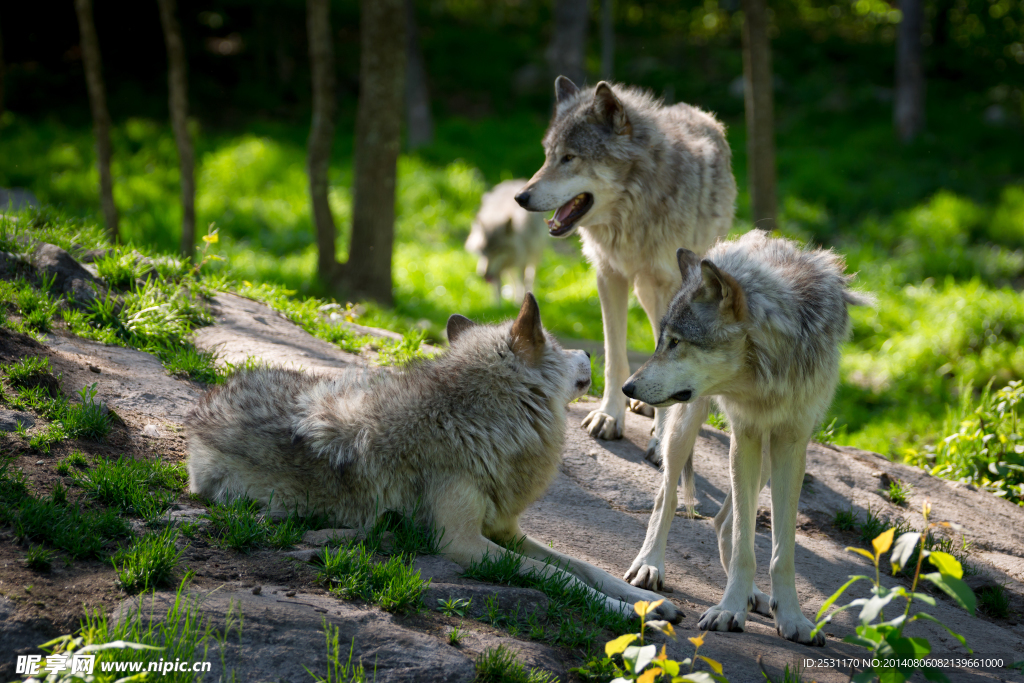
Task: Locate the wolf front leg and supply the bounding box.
[582,269,630,439]
[713,442,773,616]
[767,429,824,646]
[624,399,707,590]
[698,425,763,633]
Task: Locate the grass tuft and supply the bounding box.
[73,455,183,519]
[316,543,428,614]
[474,645,558,683]
[977,583,1011,619]
[24,545,55,572]
[307,621,369,683]
[114,527,185,593]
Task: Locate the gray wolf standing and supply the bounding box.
[620,230,871,645]
[515,77,736,462]
[187,294,681,622]
[465,179,548,304]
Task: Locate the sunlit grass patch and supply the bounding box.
[114,526,185,593]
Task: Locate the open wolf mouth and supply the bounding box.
[548,193,593,236]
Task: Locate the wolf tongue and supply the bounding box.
[554,197,578,223]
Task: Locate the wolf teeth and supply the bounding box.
[551,219,562,228]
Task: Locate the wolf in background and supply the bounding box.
[620,230,872,645]
[187,294,681,622]
[515,76,736,463]
[465,179,548,304]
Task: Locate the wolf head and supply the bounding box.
[514,76,638,239]
[446,293,591,402]
[622,248,749,407]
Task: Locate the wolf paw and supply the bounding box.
[774,609,825,646]
[698,605,746,633]
[624,559,664,591]
[628,399,655,417]
[644,437,662,466]
[582,410,623,440]
[748,586,772,616]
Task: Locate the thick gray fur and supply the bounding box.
[622,230,872,646]
[518,77,737,460]
[187,296,682,623]
[464,179,548,304]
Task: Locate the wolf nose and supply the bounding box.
[621,380,636,399]
[514,190,531,208]
[672,389,693,402]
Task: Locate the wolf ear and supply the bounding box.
[510,292,545,364]
[554,75,580,114]
[593,82,631,136]
[446,314,475,345]
[676,248,701,279]
[697,260,748,323]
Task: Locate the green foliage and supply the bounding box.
[887,478,912,507]
[54,450,89,476]
[705,410,729,432]
[447,626,466,646]
[73,455,184,519]
[12,493,132,560]
[462,541,639,650]
[813,504,977,683]
[438,596,472,617]
[977,583,1011,619]
[114,526,185,593]
[24,545,55,572]
[905,380,1024,504]
[202,497,328,553]
[832,508,857,532]
[307,622,369,683]
[316,543,428,614]
[364,506,445,556]
[474,645,558,683]
[375,328,430,367]
[572,601,727,683]
[815,418,839,446]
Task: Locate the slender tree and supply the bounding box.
[405,0,433,149]
[344,0,405,305]
[306,0,340,287]
[894,0,925,142]
[546,0,588,85]
[600,0,614,81]
[157,0,196,260]
[741,0,777,230]
[0,11,6,118]
[74,0,119,242]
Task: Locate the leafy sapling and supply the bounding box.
[812,499,977,683]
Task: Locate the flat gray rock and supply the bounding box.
[0,409,35,432]
[30,243,108,307]
[193,293,363,376]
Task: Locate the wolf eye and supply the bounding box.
[561,154,575,164]
[667,338,679,349]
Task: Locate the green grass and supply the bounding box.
[73,455,185,519]
[202,497,329,553]
[54,450,89,475]
[473,645,558,683]
[12,493,132,560]
[462,541,639,651]
[887,478,912,507]
[24,545,55,572]
[113,526,185,593]
[977,584,1011,619]
[832,507,857,532]
[315,543,428,614]
[308,622,370,683]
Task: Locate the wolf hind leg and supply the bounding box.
[582,270,630,440]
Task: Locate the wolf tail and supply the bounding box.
[843,289,876,307]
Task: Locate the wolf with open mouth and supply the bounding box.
[515,77,737,462]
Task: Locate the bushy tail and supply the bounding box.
[843,289,876,307]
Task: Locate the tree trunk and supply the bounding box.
[741,0,777,230]
[157,0,196,261]
[74,0,119,242]
[894,0,925,142]
[345,0,405,306]
[405,0,433,149]
[0,11,5,119]
[306,0,340,287]
[546,0,588,86]
[600,0,614,81]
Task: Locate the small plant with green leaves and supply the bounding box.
[447,626,465,646]
[94,247,146,290]
[306,620,370,683]
[833,507,857,531]
[202,497,326,552]
[73,454,182,519]
[24,545,55,572]
[114,526,185,593]
[572,600,727,683]
[887,478,912,506]
[315,543,428,614]
[705,410,729,432]
[812,500,977,683]
[438,596,472,617]
[375,328,429,367]
[474,644,559,683]
[54,450,89,475]
[815,417,839,446]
